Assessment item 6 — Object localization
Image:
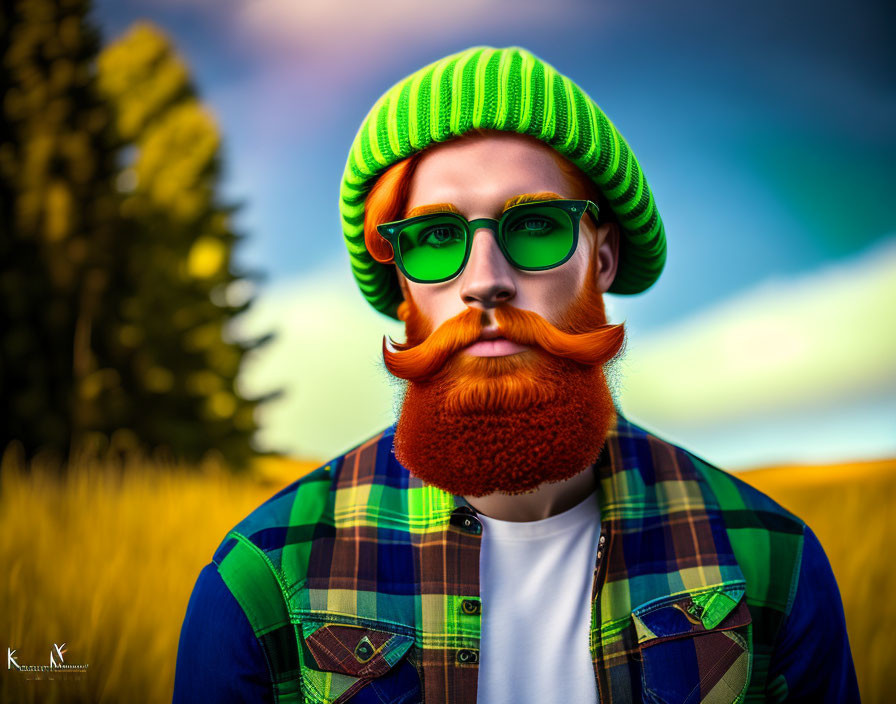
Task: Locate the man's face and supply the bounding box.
[395,132,619,338]
[380,132,625,499]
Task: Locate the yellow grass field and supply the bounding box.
[1,449,893,703]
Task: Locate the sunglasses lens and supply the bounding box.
[397,215,467,281]
[502,204,575,268]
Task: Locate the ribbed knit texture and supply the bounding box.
[339,46,667,319]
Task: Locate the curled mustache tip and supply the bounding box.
[383,333,415,354]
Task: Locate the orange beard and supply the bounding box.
[382,253,627,498]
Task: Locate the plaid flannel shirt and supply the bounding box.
[198,410,857,703]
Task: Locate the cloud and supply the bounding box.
[122,0,582,100]
[235,0,572,61]
[614,236,896,467]
[233,259,405,460]
[643,397,896,470]
[617,235,896,426]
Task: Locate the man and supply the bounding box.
[174,46,859,703]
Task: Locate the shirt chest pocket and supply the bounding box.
[299,620,421,704]
[631,584,753,704]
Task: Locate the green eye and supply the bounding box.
[508,216,556,236]
[398,215,467,281]
[502,204,574,268]
[418,225,464,248]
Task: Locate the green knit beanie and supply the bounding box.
[339,45,666,319]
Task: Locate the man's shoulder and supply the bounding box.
[212,425,401,569]
[687,447,804,533]
[627,416,808,611]
[625,415,805,533]
[622,416,809,635]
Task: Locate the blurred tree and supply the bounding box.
[94,21,279,471]
[0,6,278,471]
[0,0,121,466]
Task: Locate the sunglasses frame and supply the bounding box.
[376,198,601,284]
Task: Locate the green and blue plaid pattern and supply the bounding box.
[213,411,804,703]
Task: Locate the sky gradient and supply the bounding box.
[92,0,896,468]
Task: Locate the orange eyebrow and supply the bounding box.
[404,191,565,219]
[405,202,461,218]
[502,191,565,210]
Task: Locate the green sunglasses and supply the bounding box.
[376,199,600,284]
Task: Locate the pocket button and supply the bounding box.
[461,599,481,615]
[456,649,479,664]
[354,637,375,663]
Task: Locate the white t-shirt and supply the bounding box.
[476,490,602,704]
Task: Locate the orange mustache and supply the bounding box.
[383,304,626,383]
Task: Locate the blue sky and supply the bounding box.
[92,0,896,468]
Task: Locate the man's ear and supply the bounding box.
[596,222,620,294]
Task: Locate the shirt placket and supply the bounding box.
[444,501,484,702]
[415,494,483,704]
[590,524,612,702]
[591,437,618,702]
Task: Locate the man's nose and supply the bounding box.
[459,226,517,308]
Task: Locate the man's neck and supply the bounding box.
[463,463,597,522]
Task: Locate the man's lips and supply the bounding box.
[463,328,529,357]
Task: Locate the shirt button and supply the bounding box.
[456,649,479,664]
[450,509,483,535]
[354,639,375,662]
[461,598,481,615]
[461,516,481,534]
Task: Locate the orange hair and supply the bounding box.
[363,154,419,264]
